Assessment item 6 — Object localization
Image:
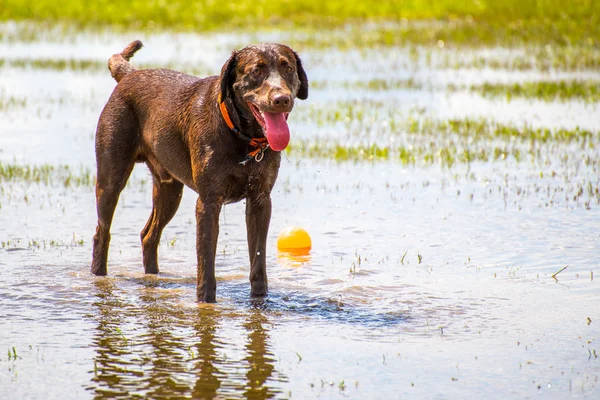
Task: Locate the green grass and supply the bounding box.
[0,94,27,110]
[0,163,94,186]
[295,99,597,141]
[0,57,212,76]
[312,78,423,91]
[0,162,156,188]
[3,48,598,78]
[26,234,85,250]
[4,53,595,103]
[285,19,598,50]
[407,117,598,143]
[313,78,600,102]
[286,117,599,166]
[0,57,105,72]
[285,140,524,166]
[461,81,600,103]
[437,47,600,71]
[1,0,599,48]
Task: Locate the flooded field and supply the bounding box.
[1,21,599,399]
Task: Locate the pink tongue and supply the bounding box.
[263,112,290,151]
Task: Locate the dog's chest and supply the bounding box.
[222,170,268,204]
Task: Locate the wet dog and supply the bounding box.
[91,40,308,302]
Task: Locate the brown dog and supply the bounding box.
[91,40,308,302]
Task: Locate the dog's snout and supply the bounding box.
[272,94,291,108]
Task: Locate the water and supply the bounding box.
[1,24,599,399]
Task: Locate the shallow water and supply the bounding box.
[1,25,599,399]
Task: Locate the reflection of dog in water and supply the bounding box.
[89,280,283,398]
[90,40,309,302]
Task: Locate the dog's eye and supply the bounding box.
[252,68,261,75]
[285,65,293,73]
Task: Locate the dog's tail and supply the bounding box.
[108,40,143,83]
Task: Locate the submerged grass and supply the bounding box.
[313,79,600,102]
[406,117,598,144]
[6,55,595,103]
[0,163,156,187]
[286,117,599,166]
[0,162,94,186]
[1,1,599,49]
[436,47,600,71]
[0,57,105,72]
[296,100,598,142]
[312,78,423,91]
[2,121,593,181]
[0,94,27,110]
[457,81,600,103]
[0,57,211,76]
[286,140,525,166]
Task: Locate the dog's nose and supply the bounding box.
[272,94,291,108]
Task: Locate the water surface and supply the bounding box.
[1,25,599,399]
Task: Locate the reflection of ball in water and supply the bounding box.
[277,226,311,253]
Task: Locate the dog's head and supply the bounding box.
[219,43,309,151]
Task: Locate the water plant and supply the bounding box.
[0,57,104,72]
[285,114,599,167]
[551,265,569,280]
[0,94,27,110]
[0,162,93,186]
[459,80,600,103]
[7,347,18,360]
[313,79,600,102]
[400,251,408,265]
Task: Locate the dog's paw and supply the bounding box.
[250,282,268,297]
[197,288,217,303]
[91,263,107,276]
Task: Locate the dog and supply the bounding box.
[91,40,308,302]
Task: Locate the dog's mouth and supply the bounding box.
[248,102,290,152]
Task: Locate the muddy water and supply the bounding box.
[1,26,599,399]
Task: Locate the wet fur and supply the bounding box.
[91,41,308,302]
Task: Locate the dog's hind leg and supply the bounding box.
[140,176,183,274]
[91,101,137,276]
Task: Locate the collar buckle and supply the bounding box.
[219,94,270,165]
[255,148,265,163]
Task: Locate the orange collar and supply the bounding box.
[218,93,237,132]
[218,94,269,165]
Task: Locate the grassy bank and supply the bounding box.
[1,0,599,47]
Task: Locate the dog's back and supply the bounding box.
[106,39,208,109]
[101,46,216,190]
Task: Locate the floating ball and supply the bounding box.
[277,226,311,254]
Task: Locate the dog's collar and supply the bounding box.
[218,94,269,165]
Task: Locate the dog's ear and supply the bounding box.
[220,51,238,100]
[293,51,309,100]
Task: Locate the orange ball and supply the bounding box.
[277,226,311,253]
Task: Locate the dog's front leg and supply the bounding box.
[196,196,222,303]
[246,193,271,297]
